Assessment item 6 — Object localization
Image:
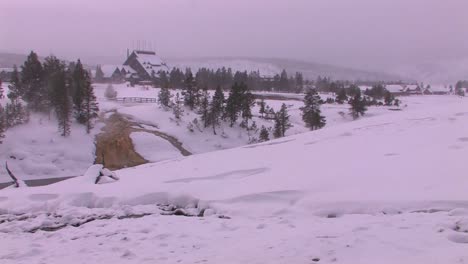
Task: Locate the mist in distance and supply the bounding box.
[1,0,468,73]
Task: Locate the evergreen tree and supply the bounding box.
[95,65,104,82]
[295,72,304,92]
[259,126,269,142]
[82,71,99,133]
[5,101,29,128]
[0,80,3,99]
[349,90,367,119]
[301,89,326,130]
[279,69,289,91]
[71,60,87,123]
[21,51,46,111]
[258,98,266,118]
[225,82,242,126]
[0,105,5,144]
[384,90,394,106]
[335,88,348,104]
[172,93,184,120]
[49,67,72,136]
[198,89,211,127]
[209,86,225,134]
[159,71,170,88]
[273,103,292,138]
[104,83,118,99]
[158,87,171,108]
[44,56,66,112]
[348,84,361,97]
[7,65,22,102]
[240,86,255,128]
[182,69,199,110]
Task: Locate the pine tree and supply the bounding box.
[158,87,171,108]
[258,98,266,118]
[21,51,46,111]
[259,126,269,142]
[0,105,5,144]
[49,67,72,136]
[0,80,3,99]
[198,89,211,127]
[240,86,255,128]
[335,88,347,104]
[384,90,394,106]
[159,71,170,88]
[71,60,89,124]
[172,93,184,120]
[225,83,242,126]
[273,103,292,138]
[7,65,22,102]
[349,90,367,120]
[295,72,304,92]
[182,69,199,110]
[82,71,99,133]
[209,86,225,134]
[104,83,118,99]
[279,69,289,92]
[301,89,326,130]
[4,101,29,128]
[44,56,66,113]
[95,65,104,82]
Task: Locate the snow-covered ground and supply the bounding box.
[0,83,102,182]
[130,132,183,163]
[0,91,467,263]
[94,83,396,154]
[0,81,464,184]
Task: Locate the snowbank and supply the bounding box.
[130,132,183,162]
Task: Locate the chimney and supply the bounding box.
[127,48,129,58]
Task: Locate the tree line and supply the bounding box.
[0,51,99,143]
[156,67,305,93]
[156,70,333,142]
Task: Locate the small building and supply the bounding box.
[423,85,450,95]
[402,84,422,95]
[100,65,125,83]
[385,84,406,96]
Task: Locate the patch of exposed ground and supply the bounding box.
[95,112,191,170]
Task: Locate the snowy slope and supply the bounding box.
[0,95,468,263]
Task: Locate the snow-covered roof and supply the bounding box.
[120,65,136,74]
[385,84,405,93]
[133,51,169,76]
[101,65,121,78]
[358,85,372,91]
[428,84,449,93]
[404,84,419,91]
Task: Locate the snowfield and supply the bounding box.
[0,88,467,263]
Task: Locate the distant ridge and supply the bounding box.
[0,52,408,82]
[169,56,410,82]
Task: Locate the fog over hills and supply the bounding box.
[3,52,467,84]
[0,52,408,82]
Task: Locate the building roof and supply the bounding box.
[101,65,121,78]
[120,65,136,74]
[358,85,372,91]
[427,84,449,93]
[132,50,169,77]
[385,84,405,93]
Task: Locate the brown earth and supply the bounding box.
[94,112,192,170]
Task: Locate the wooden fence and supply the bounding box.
[114,97,158,103]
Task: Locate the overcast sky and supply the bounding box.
[1,0,467,70]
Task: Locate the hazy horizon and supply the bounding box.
[2,0,468,73]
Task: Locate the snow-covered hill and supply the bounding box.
[0,93,467,263]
